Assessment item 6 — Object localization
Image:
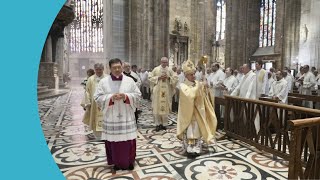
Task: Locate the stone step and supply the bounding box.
[38,89,53,95]
[38,89,70,100]
[37,86,49,91]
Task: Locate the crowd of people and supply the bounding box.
[79,57,320,171]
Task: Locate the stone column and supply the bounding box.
[204,0,215,65]
[45,36,53,62]
[225,0,260,69]
[103,0,113,69]
[128,0,140,66]
[278,0,301,68]
[56,37,65,88]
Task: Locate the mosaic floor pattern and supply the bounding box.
[39,86,289,180]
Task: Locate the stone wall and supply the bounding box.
[68,52,107,79]
[128,0,170,69]
[169,0,191,34]
[189,0,216,66]
[298,0,320,69]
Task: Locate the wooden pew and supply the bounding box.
[288,93,320,109]
[288,96,305,107]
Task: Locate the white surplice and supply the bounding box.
[269,78,288,104]
[231,70,257,99]
[209,69,225,97]
[195,71,203,81]
[301,71,316,108]
[266,77,275,95]
[94,75,141,142]
[256,69,268,97]
[284,76,293,93]
[223,75,238,95]
[231,70,259,133]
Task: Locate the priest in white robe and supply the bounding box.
[94,58,141,171]
[284,67,294,92]
[195,66,203,81]
[231,64,257,99]
[123,62,141,88]
[236,66,244,82]
[266,72,275,95]
[269,71,288,104]
[177,60,217,156]
[283,70,293,94]
[222,67,238,95]
[82,63,107,138]
[173,68,185,112]
[139,68,150,100]
[315,71,320,109]
[123,62,142,122]
[231,64,259,133]
[149,57,178,131]
[315,71,320,92]
[209,63,225,97]
[300,65,316,108]
[255,60,268,98]
[269,67,276,80]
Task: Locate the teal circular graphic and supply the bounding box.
[1,0,66,179]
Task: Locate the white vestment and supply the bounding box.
[94,75,141,142]
[288,73,295,92]
[266,78,275,95]
[125,71,141,88]
[195,71,203,81]
[223,75,238,95]
[314,75,320,90]
[256,69,268,97]
[301,71,316,108]
[231,70,257,99]
[302,71,316,94]
[231,70,259,133]
[205,73,212,82]
[140,71,149,91]
[236,73,244,83]
[269,78,288,104]
[315,75,320,109]
[209,69,225,97]
[284,76,293,93]
[176,72,185,89]
[82,74,107,137]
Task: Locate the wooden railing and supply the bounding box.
[288,117,320,179]
[221,95,320,179]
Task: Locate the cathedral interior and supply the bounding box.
[38,0,320,179]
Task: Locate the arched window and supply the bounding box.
[259,0,276,47]
[216,0,226,41]
[69,0,103,53]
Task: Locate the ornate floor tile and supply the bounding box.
[51,141,106,169]
[136,155,162,167]
[38,86,290,179]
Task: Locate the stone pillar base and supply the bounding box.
[38,62,59,89]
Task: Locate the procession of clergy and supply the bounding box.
[80,57,320,171]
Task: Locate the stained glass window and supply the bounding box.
[259,0,276,47]
[69,0,103,53]
[216,0,226,41]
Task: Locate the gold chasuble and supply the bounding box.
[177,81,217,143]
[176,59,217,144]
[82,74,106,135]
[149,65,178,115]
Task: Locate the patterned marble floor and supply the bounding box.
[39,86,289,180]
